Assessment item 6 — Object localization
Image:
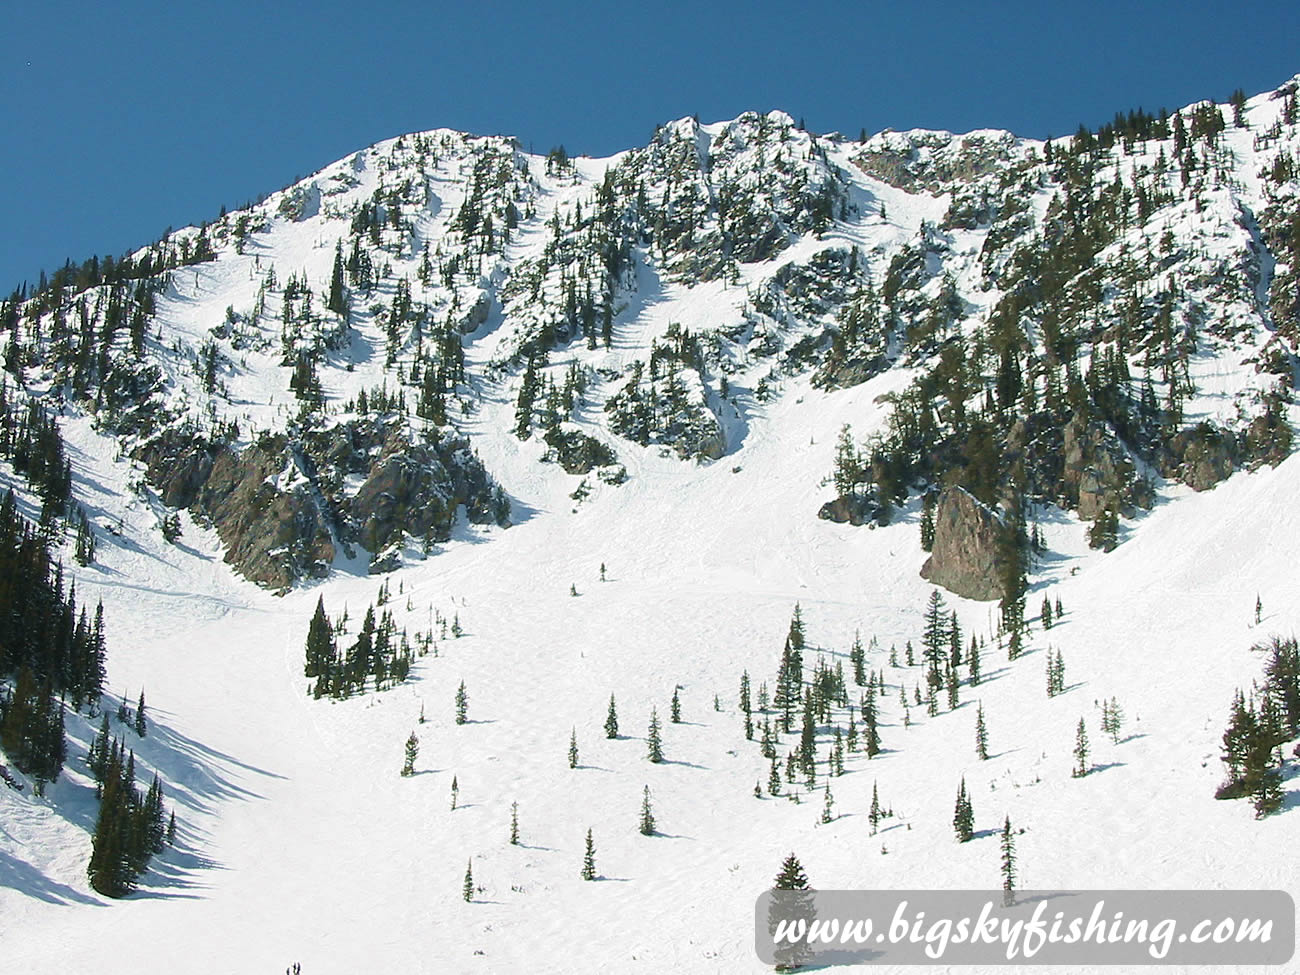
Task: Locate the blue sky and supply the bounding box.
[2,0,1297,291]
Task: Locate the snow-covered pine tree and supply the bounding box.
[455,680,468,724]
[768,757,782,796]
[953,777,973,842]
[1072,717,1090,777]
[739,670,751,714]
[605,694,619,738]
[401,731,419,777]
[849,631,866,686]
[451,775,459,810]
[670,686,681,723]
[975,702,989,760]
[968,635,981,686]
[510,801,520,845]
[639,785,655,835]
[569,727,579,769]
[647,707,663,763]
[581,828,597,880]
[869,781,882,834]
[134,689,147,737]
[1000,816,1016,905]
[463,858,474,902]
[820,783,835,823]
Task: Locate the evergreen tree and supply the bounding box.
[946,662,959,710]
[510,801,520,845]
[304,596,335,679]
[953,777,974,842]
[922,589,949,689]
[134,689,147,737]
[1041,595,1053,630]
[670,687,682,723]
[568,727,579,769]
[1072,717,1090,777]
[647,707,663,763]
[1000,816,1017,905]
[968,636,981,686]
[604,694,619,738]
[463,858,474,902]
[869,781,882,834]
[975,703,989,760]
[455,681,468,724]
[798,689,817,773]
[770,853,814,972]
[639,784,656,835]
[820,782,835,824]
[450,775,459,810]
[1101,697,1124,743]
[849,632,866,686]
[581,828,597,880]
[768,757,782,797]
[863,691,880,758]
[401,731,419,777]
[739,670,751,714]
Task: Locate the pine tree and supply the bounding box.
[820,783,835,824]
[946,663,959,710]
[922,589,949,688]
[134,689,147,737]
[953,777,974,842]
[968,636,981,686]
[831,728,844,776]
[647,707,663,763]
[167,810,176,846]
[1000,816,1016,905]
[568,727,579,769]
[604,694,619,738]
[401,731,419,777]
[1072,717,1090,777]
[510,801,520,845]
[863,692,880,757]
[869,781,882,834]
[455,681,468,724]
[768,757,782,797]
[770,853,814,971]
[1255,595,1263,625]
[975,703,989,760]
[1102,697,1124,743]
[581,828,597,880]
[670,687,682,723]
[463,858,474,902]
[849,632,866,686]
[739,670,752,714]
[639,784,656,835]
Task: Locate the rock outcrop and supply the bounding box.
[134,417,509,590]
[919,486,1011,601]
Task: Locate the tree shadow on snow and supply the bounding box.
[0,848,101,906]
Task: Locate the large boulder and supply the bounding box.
[920,486,1012,601]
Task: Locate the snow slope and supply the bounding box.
[4,81,1300,974]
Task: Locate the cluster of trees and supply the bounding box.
[87,722,172,897]
[1216,636,1300,817]
[303,597,414,699]
[0,489,109,790]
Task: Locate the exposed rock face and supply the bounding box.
[134,417,509,590]
[1163,423,1238,491]
[919,486,1010,601]
[1061,413,1141,519]
[817,493,882,526]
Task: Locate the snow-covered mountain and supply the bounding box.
[2,75,1300,973]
